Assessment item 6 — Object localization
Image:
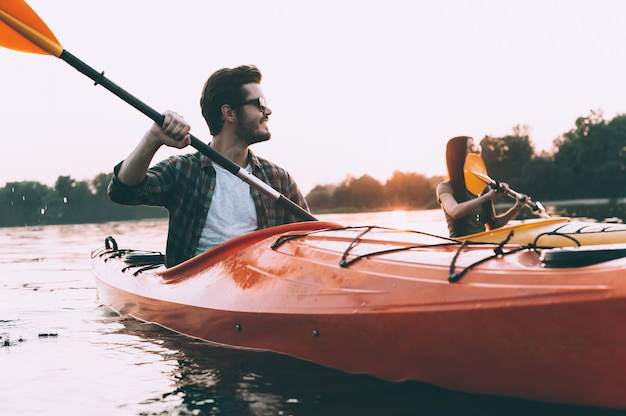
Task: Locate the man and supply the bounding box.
[108,65,310,267]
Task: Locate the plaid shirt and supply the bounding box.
[108,149,310,267]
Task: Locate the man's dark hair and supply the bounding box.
[200,64,262,135]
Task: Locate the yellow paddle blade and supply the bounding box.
[0,0,62,56]
[463,153,489,195]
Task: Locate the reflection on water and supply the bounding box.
[102,318,619,416]
[1,213,625,415]
[550,203,626,223]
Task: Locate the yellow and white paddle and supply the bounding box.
[464,153,550,218]
[0,0,317,222]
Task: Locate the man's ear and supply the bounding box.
[221,104,236,122]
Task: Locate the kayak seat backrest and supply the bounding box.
[124,252,165,266]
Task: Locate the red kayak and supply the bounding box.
[92,221,626,409]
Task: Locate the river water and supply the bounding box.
[1,210,624,416]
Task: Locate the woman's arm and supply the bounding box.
[487,183,527,229]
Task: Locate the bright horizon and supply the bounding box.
[2,0,625,195]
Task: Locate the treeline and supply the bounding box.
[0,170,442,228]
[0,174,166,227]
[2,110,626,227]
[307,110,626,211]
[307,172,441,212]
[500,111,626,201]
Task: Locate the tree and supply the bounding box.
[0,181,50,226]
[551,110,626,198]
[480,131,534,187]
[306,184,336,211]
[385,171,437,209]
[92,173,112,199]
[516,155,557,200]
[346,175,385,209]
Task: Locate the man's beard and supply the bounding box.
[236,115,271,146]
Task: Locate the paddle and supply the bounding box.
[0,0,317,222]
[463,153,550,218]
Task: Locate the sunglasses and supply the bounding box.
[233,97,268,114]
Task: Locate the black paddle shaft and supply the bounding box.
[59,50,316,222]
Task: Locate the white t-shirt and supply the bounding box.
[194,162,258,255]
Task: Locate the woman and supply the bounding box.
[436,136,526,238]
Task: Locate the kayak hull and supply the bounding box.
[92,221,626,409]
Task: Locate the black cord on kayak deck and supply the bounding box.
[270,226,348,249]
[493,230,514,256]
[448,241,531,283]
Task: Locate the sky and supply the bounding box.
[1,0,625,194]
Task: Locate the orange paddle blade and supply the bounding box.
[0,0,62,56]
[463,153,489,196]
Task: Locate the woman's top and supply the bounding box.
[436,181,491,238]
